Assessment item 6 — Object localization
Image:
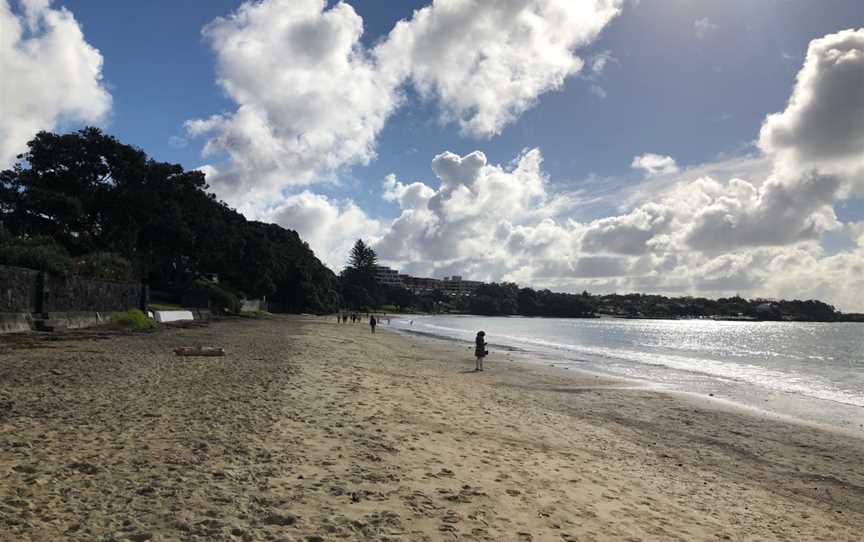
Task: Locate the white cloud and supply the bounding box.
[631,153,679,177]
[694,17,718,39]
[378,0,623,137]
[759,27,864,195]
[374,148,582,278]
[0,0,111,166]
[185,0,399,215]
[187,0,622,213]
[263,191,384,272]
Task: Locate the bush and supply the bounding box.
[0,234,72,274]
[72,252,133,281]
[111,309,157,331]
[188,280,241,314]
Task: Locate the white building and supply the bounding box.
[442,276,483,295]
[373,265,403,287]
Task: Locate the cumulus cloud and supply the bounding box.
[680,28,864,250]
[373,148,582,278]
[263,191,384,271]
[0,0,111,166]
[378,0,623,137]
[187,0,622,213]
[631,153,679,177]
[759,27,864,194]
[185,0,399,214]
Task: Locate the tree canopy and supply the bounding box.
[349,239,377,270]
[0,128,340,313]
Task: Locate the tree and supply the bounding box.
[348,239,377,270]
[341,239,380,309]
[0,128,342,314]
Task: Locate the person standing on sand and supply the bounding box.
[370,314,377,334]
[475,331,488,371]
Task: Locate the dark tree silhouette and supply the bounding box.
[0,128,341,314]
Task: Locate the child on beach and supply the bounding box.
[475,331,488,371]
[369,314,377,334]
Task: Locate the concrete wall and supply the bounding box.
[0,311,127,334]
[240,299,263,312]
[0,313,32,334]
[49,311,125,330]
[153,310,195,323]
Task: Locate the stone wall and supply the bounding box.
[0,265,142,314]
[43,273,141,312]
[0,265,40,312]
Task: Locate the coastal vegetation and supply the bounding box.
[110,308,158,331]
[0,128,340,314]
[337,240,851,322]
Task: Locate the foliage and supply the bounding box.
[72,252,133,281]
[340,239,380,310]
[189,280,241,314]
[111,309,157,331]
[0,233,72,275]
[349,239,377,270]
[0,128,341,314]
[593,293,840,321]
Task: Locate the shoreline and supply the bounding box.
[388,317,864,436]
[2,315,863,540]
[396,323,864,440]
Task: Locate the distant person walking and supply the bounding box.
[369,314,377,334]
[475,331,488,371]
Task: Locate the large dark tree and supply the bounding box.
[0,128,341,314]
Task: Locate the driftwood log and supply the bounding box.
[174,346,226,357]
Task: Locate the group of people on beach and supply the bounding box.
[337,311,390,334]
[335,312,490,371]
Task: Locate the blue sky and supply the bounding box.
[58,0,861,216]
[3,0,863,309]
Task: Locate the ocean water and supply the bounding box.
[389,315,864,432]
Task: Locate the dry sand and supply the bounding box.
[1,315,863,541]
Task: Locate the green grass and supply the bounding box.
[111,309,158,331]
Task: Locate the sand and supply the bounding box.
[1,315,863,541]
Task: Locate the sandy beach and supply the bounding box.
[2,315,863,541]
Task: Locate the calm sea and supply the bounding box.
[389,315,864,432]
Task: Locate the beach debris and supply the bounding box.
[263,512,297,526]
[174,346,226,357]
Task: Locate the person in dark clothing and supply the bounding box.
[369,315,377,334]
[475,331,488,371]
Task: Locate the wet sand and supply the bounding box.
[1,315,863,541]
